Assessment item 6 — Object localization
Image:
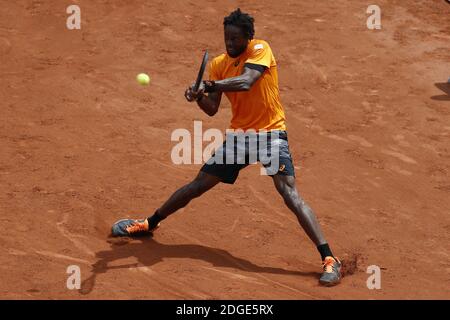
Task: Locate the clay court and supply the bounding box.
[0,0,449,299]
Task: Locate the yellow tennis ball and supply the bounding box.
[136,73,150,85]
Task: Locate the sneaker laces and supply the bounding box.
[322,257,336,273]
[125,220,148,234]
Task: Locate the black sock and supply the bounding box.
[147,210,164,229]
[317,243,334,261]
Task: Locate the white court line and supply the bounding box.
[34,250,90,264]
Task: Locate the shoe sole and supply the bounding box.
[319,278,341,287]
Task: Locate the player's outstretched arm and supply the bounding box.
[204,65,264,93]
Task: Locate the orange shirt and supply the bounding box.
[209,39,286,131]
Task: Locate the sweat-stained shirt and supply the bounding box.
[209,39,286,131]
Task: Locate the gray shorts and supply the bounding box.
[201,130,295,184]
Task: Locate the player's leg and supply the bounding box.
[262,131,341,285]
[111,136,246,238]
[271,174,326,245]
[150,138,246,224]
[271,173,342,286]
[153,171,221,220]
[261,131,326,244]
[111,171,220,237]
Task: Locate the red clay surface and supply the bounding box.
[0,0,449,299]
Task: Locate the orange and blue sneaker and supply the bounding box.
[111,218,160,237]
[319,256,342,286]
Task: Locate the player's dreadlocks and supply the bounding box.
[223,8,255,40]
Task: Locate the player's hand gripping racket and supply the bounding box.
[193,50,209,92]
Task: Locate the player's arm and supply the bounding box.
[184,84,222,117]
[184,63,264,115]
[196,90,222,116]
[204,64,266,93]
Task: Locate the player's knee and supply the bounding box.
[278,184,298,203]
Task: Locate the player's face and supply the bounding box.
[224,25,249,58]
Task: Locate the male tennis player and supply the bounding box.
[112,8,341,286]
